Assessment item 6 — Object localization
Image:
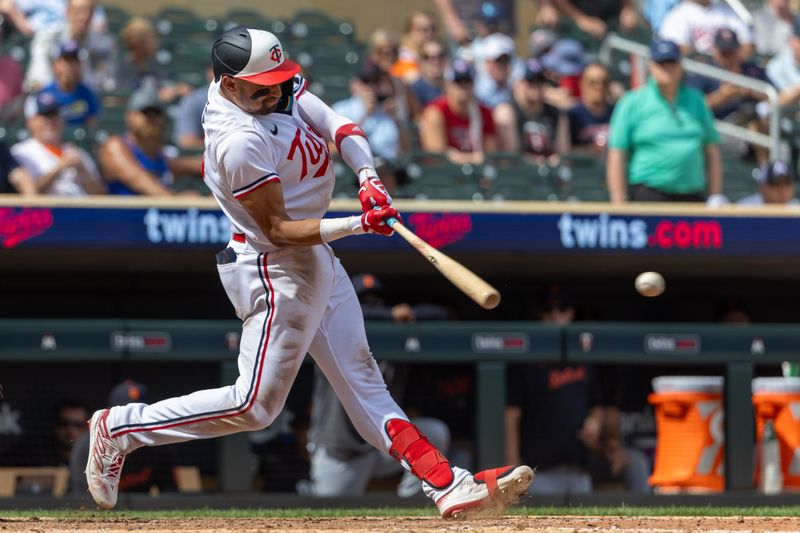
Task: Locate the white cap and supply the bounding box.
[481,33,515,61]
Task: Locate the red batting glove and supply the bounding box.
[361,206,401,236]
[358,176,392,212]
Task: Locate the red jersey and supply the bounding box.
[427,96,496,152]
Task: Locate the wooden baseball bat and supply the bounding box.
[387,217,501,310]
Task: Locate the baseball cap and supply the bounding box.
[445,58,475,82]
[24,91,60,119]
[50,40,80,61]
[108,380,149,407]
[650,39,681,63]
[529,28,556,58]
[127,86,163,112]
[351,273,384,296]
[523,58,545,82]
[756,160,796,185]
[211,26,300,85]
[714,28,740,54]
[482,33,515,62]
[541,38,585,76]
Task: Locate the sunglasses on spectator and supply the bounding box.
[656,60,679,67]
[585,77,610,86]
[493,54,511,65]
[454,79,473,86]
[413,24,434,33]
[422,52,446,61]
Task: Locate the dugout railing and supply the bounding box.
[2,319,794,491]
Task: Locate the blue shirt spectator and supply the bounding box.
[38,81,98,125]
[332,62,400,161]
[566,64,614,151]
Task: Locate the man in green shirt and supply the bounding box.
[606,39,725,203]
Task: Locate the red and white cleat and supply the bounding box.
[435,465,534,519]
[85,409,126,509]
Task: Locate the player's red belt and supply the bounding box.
[232,233,246,243]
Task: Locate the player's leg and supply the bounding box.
[307,259,533,516]
[87,246,335,508]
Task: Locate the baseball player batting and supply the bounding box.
[85,26,533,517]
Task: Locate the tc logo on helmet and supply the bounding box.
[269,44,282,62]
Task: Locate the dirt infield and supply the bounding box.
[3,515,800,533]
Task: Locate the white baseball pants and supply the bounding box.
[107,241,408,459]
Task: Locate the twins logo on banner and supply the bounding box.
[0,208,53,248]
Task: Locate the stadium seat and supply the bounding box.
[102,5,130,35]
[481,153,554,200]
[557,153,608,201]
[399,151,483,200]
[223,9,271,32]
[331,157,358,199]
[0,467,69,497]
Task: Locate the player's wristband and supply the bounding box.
[357,167,377,185]
[319,216,365,243]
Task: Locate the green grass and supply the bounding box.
[3,507,800,518]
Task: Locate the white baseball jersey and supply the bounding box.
[202,75,335,252]
[659,1,753,54]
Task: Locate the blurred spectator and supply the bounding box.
[28,400,89,467]
[753,0,794,57]
[494,58,568,160]
[607,40,723,203]
[540,38,585,109]
[70,380,178,494]
[0,51,23,111]
[644,0,680,34]
[11,92,105,195]
[0,140,34,193]
[37,41,99,126]
[738,160,798,206]
[419,58,497,164]
[505,284,649,494]
[395,10,438,83]
[174,66,213,150]
[333,62,401,161]
[659,0,754,58]
[408,39,447,116]
[551,0,639,40]
[99,87,201,195]
[10,0,107,35]
[306,274,449,497]
[25,0,116,91]
[0,0,34,36]
[567,63,614,155]
[474,32,516,109]
[766,17,800,107]
[435,0,514,47]
[367,29,411,127]
[687,29,767,121]
[111,17,190,103]
[686,28,768,164]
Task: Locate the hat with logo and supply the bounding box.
[541,38,585,76]
[756,160,796,185]
[445,58,475,82]
[650,39,681,63]
[482,32,515,61]
[529,28,556,58]
[714,28,740,54]
[108,380,149,407]
[523,58,545,82]
[24,91,60,119]
[211,26,300,85]
[351,273,384,296]
[127,86,163,112]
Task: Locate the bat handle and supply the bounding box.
[386,217,400,228]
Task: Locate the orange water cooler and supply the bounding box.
[648,376,725,491]
[752,377,800,489]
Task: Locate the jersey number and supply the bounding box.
[288,126,330,180]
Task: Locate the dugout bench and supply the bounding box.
[1,320,794,492]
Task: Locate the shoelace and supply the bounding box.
[94,433,124,481]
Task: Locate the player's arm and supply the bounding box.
[296,89,392,210]
[237,181,398,246]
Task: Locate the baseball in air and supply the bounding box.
[635,271,665,297]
